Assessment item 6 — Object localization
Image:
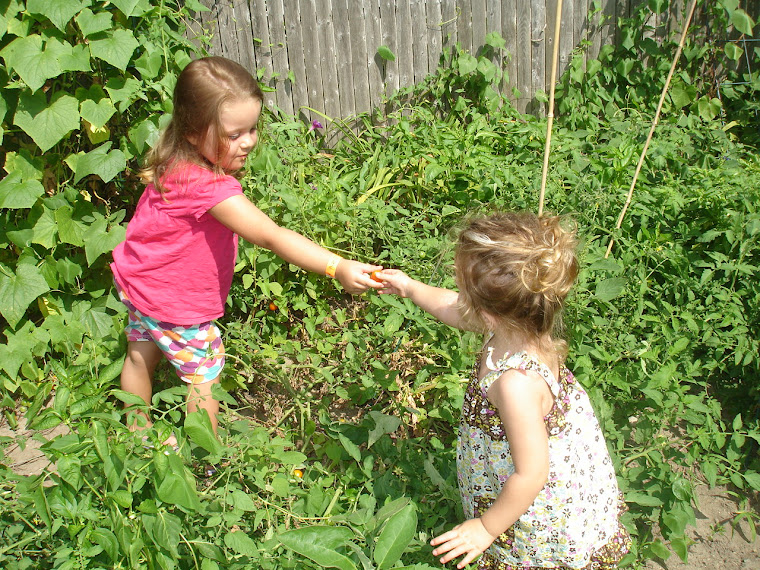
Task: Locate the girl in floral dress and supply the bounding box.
[377,212,631,569]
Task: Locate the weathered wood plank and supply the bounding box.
[332,0,357,118]
[315,0,341,121]
[516,0,532,112]
[348,1,372,117]
[459,0,474,55]
[283,0,308,120]
[379,1,400,100]
[440,0,458,49]
[501,0,518,97]
[411,0,429,84]
[472,0,487,53]
[530,0,546,114]
[265,0,295,116]
[298,0,326,120]
[363,0,384,113]
[396,2,414,90]
[426,0,443,74]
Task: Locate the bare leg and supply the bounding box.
[186,376,220,436]
[121,340,163,431]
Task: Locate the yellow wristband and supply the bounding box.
[325,255,342,278]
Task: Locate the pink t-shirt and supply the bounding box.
[111,162,244,324]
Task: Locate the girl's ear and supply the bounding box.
[186,134,198,146]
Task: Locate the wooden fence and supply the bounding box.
[188,0,739,121]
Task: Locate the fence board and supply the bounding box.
[530,0,546,115]
[192,0,716,121]
[283,1,308,120]
[396,2,414,89]
[332,0,356,119]
[411,0,430,84]
[298,0,325,122]
[363,0,384,113]
[440,0,458,48]
[379,1,400,100]
[426,0,444,73]
[459,0,474,56]
[502,0,517,92]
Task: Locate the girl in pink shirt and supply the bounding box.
[111,56,381,451]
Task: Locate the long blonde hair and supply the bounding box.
[455,212,579,358]
[140,56,264,192]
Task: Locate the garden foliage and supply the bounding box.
[0,0,759,568]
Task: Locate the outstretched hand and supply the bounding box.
[335,260,384,294]
[371,268,415,298]
[430,518,496,569]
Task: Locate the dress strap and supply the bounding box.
[482,351,560,398]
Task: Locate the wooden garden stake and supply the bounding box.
[538,0,564,217]
[605,0,699,258]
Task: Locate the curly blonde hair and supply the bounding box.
[140,56,264,192]
[455,212,579,357]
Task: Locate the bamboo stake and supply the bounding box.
[538,0,564,217]
[604,0,699,258]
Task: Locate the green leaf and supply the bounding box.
[278,526,356,570]
[0,261,50,328]
[91,528,120,561]
[81,214,126,265]
[185,409,223,455]
[0,324,37,379]
[80,98,116,129]
[367,411,401,448]
[744,472,760,491]
[227,490,257,511]
[75,8,113,37]
[109,0,141,17]
[14,91,80,153]
[669,81,696,110]
[105,76,143,113]
[0,35,63,92]
[89,29,139,71]
[626,492,663,507]
[272,449,308,464]
[484,32,506,49]
[26,0,87,32]
[55,205,85,247]
[129,118,160,154]
[67,142,126,184]
[0,170,44,209]
[731,9,754,35]
[595,277,627,302]
[377,45,396,62]
[157,470,201,512]
[724,42,744,61]
[31,207,58,249]
[457,53,478,75]
[373,504,417,569]
[225,531,259,557]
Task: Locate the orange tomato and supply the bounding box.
[269,302,277,311]
[293,468,304,478]
[370,271,382,283]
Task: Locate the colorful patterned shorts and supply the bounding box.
[116,284,225,384]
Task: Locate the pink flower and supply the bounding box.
[309,120,323,132]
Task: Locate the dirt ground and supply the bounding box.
[1,416,758,568]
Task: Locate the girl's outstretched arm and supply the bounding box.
[209,195,382,294]
[375,269,481,331]
[430,368,551,568]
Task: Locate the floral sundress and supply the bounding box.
[457,350,631,569]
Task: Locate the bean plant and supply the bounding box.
[0,0,759,568]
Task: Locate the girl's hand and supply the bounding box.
[430,518,496,569]
[335,260,384,294]
[372,268,414,297]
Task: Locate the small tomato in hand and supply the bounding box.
[370,271,382,283]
